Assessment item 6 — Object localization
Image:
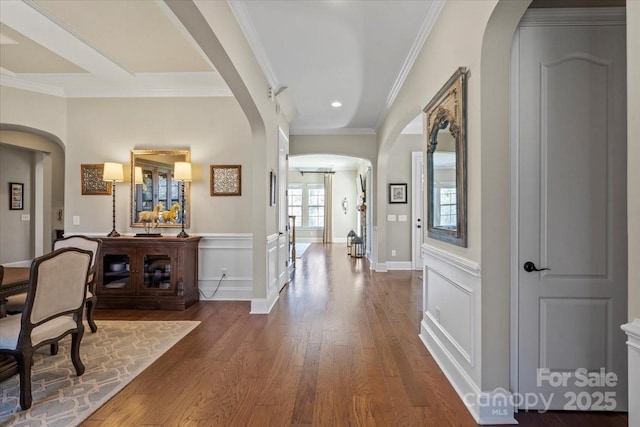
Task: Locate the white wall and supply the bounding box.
[290,134,377,166]
[386,134,423,263]
[63,96,253,236]
[0,129,65,259]
[0,86,67,144]
[377,0,491,265]
[0,144,33,263]
[332,170,358,242]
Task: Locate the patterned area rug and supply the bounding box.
[0,320,199,426]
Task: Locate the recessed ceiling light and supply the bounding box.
[331,101,342,108]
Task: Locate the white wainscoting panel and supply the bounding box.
[419,244,510,424]
[198,234,253,301]
[251,233,280,314]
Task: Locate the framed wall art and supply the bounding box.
[9,182,24,210]
[81,164,112,195]
[210,165,242,196]
[388,183,407,204]
[270,171,277,206]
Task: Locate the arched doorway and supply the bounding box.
[0,125,65,263]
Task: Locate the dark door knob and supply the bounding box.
[523,261,550,273]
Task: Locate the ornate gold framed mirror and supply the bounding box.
[130,149,191,229]
[424,67,467,247]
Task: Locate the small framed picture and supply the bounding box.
[81,164,112,195]
[9,182,24,210]
[210,165,242,196]
[389,183,407,204]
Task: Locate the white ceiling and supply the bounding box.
[231,0,442,134]
[0,0,441,132]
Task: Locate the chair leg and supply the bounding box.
[50,342,59,355]
[70,331,85,376]
[15,351,33,410]
[86,298,98,333]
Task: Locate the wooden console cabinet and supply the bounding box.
[96,236,201,310]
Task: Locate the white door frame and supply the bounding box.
[509,25,521,396]
[277,127,289,291]
[411,151,424,270]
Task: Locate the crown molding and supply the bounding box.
[289,128,376,136]
[64,87,233,98]
[1,74,65,98]
[519,7,625,27]
[228,0,280,90]
[375,0,445,131]
[1,71,232,98]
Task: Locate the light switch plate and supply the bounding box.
[21,214,30,221]
[398,215,407,222]
[387,214,397,222]
[73,216,80,225]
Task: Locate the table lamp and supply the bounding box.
[174,162,192,238]
[103,162,124,237]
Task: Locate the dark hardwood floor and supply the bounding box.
[85,244,627,426]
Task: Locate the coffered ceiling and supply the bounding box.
[0,0,442,134]
[0,0,228,97]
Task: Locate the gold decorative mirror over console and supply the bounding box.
[424,67,467,247]
[130,149,190,229]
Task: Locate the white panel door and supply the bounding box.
[412,152,424,270]
[517,23,627,411]
[277,128,289,291]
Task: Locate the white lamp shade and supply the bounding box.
[174,162,192,181]
[103,162,124,182]
[134,166,144,184]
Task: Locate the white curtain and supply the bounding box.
[323,173,333,243]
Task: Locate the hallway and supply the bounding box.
[89,244,627,426]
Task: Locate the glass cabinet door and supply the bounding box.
[101,252,133,291]
[142,253,173,292]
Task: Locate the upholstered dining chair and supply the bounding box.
[0,247,92,410]
[4,236,102,333]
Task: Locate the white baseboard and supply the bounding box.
[622,318,640,427]
[2,260,32,267]
[420,320,517,424]
[250,284,279,314]
[296,237,323,243]
[387,261,412,270]
[374,262,387,272]
[198,277,252,301]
